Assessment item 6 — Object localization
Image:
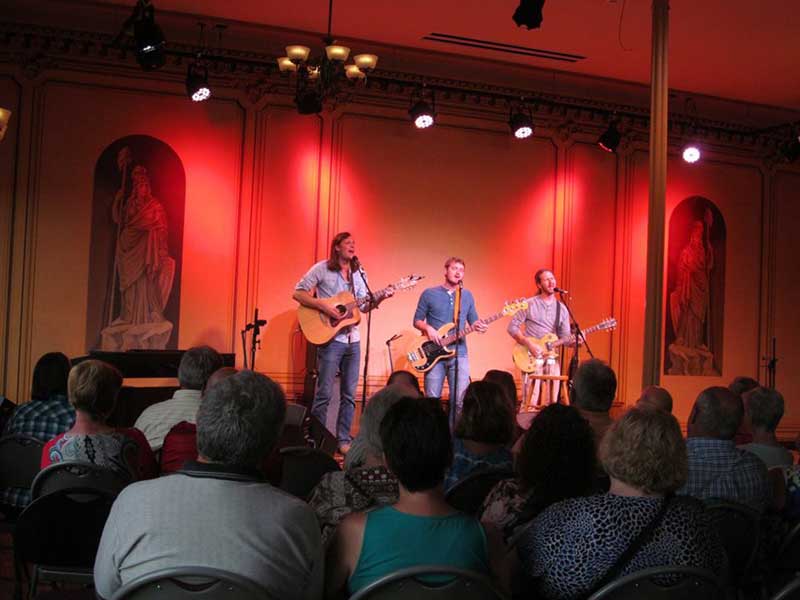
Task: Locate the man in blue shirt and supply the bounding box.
[294,232,390,455]
[413,257,487,428]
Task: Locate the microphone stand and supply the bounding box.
[356,261,375,415]
[242,307,267,370]
[558,291,593,397]
[386,334,401,372]
[452,281,463,428]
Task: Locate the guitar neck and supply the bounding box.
[441,310,504,345]
[550,323,604,349]
[350,286,391,310]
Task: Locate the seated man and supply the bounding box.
[134,346,223,451]
[569,359,616,452]
[678,386,771,512]
[739,386,792,468]
[636,385,673,414]
[94,371,323,600]
[326,397,506,597]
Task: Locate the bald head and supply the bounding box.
[637,386,673,414]
[688,386,743,439]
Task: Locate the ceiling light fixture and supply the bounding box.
[186,63,211,102]
[513,0,546,30]
[509,105,534,139]
[409,90,435,130]
[277,0,377,114]
[682,144,701,164]
[597,120,621,152]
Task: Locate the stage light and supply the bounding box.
[409,100,434,129]
[682,144,701,163]
[597,121,621,153]
[509,111,533,139]
[186,63,211,102]
[133,3,166,70]
[513,0,545,30]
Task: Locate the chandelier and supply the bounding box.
[277,0,378,114]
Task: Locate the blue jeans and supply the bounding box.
[424,355,470,429]
[312,340,360,445]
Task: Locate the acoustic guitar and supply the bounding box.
[297,274,423,345]
[405,299,528,373]
[511,317,617,373]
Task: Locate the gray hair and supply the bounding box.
[344,385,409,469]
[571,359,617,412]
[178,346,224,390]
[196,370,286,468]
[744,387,784,433]
[691,386,742,439]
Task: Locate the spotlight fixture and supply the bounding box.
[133,1,166,70]
[277,0,377,114]
[509,108,534,139]
[186,63,211,102]
[597,121,621,153]
[513,0,546,30]
[409,100,435,129]
[682,143,701,164]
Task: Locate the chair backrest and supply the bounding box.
[586,565,723,600]
[445,468,514,515]
[14,487,116,567]
[349,565,505,600]
[278,445,340,500]
[704,500,760,581]
[771,575,800,600]
[110,566,272,600]
[285,403,306,428]
[0,434,45,490]
[31,461,132,500]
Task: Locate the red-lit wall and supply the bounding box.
[1,59,797,435]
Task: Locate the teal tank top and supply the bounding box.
[348,506,490,594]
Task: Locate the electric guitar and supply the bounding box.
[405,299,529,373]
[297,274,424,345]
[511,317,617,373]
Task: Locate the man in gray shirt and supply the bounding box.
[508,269,571,413]
[94,371,324,600]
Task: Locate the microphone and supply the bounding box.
[245,307,268,332]
[458,280,463,288]
[351,255,362,271]
[554,287,569,294]
[386,333,402,344]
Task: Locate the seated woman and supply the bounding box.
[444,381,514,492]
[326,397,505,598]
[517,407,726,600]
[480,403,596,543]
[41,360,157,481]
[309,385,407,546]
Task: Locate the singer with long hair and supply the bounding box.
[293,232,390,455]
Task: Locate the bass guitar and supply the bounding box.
[297,274,423,345]
[511,317,617,373]
[405,299,528,373]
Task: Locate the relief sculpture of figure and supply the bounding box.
[101,148,175,351]
[668,210,715,375]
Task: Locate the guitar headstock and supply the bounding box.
[597,317,617,331]
[390,274,424,292]
[502,298,529,315]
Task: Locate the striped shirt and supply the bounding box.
[134,389,203,451]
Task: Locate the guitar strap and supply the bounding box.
[554,299,562,336]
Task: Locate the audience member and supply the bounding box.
[636,385,673,414]
[41,360,156,481]
[0,352,76,510]
[309,385,406,546]
[134,346,223,451]
[679,386,770,512]
[483,369,519,410]
[94,371,323,600]
[739,387,792,468]
[345,381,421,471]
[158,367,238,475]
[569,359,616,451]
[386,370,422,396]
[480,403,596,543]
[445,381,514,491]
[518,408,726,599]
[729,375,760,445]
[326,397,503,597]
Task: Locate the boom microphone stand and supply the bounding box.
[241,307,267,370]
[557,291,593,396]
[451,281,463,429]
[354,258,374,415]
